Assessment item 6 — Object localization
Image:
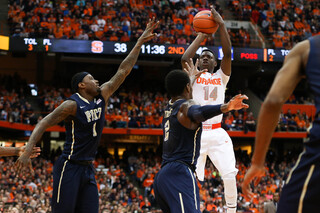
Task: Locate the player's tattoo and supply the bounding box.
[26,100,77,151]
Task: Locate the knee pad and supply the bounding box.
[222,172,237,209]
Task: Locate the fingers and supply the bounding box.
[29,161,34,176]
[183,68,189,74]
[254,176,262,186]
[241,183,253,200]
[242,103,249,108]
[185,61,191,70]
[240,94,249,100]
[195,58,199,68]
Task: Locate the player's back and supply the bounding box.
[192,69,229,124]
[162,99,202,167]
[306,35,320,142]
[63,93,105,161]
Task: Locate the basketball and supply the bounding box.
[193,10,219,34]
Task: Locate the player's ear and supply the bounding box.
[78,82,86,90]
[214,59,217,67]
[186,83,191,94]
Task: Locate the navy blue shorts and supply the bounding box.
[153,161,201,213]
[52,156,98,213]
[278,141,320,213]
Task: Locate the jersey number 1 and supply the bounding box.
[93,122,97,137]
[203,86,218,101]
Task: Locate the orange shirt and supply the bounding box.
[109,35,119,41]
[143,177,154,188]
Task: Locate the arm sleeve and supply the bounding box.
[187,104,222,123]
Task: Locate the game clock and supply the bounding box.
[8,37,290,62]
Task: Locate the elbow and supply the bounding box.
[181,56,189,64]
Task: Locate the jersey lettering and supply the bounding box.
[85,107,102,122]
[196,77,221,85]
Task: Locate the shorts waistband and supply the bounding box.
[202,123,221,130]
[161,160,195,173]
[65,157,93,166]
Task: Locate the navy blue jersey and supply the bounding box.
[162,99,202,167]
[306,35,320,142]
[62,93,105,161]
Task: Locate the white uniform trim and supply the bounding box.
[68,120,75,160]
[298,164,315,213]
[286,149,306,184]
[57,160,68,203]
[188,167,198,210]
[191,127,200,165]
[76,93,90,104]
[179,193,185,213]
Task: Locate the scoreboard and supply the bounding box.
[8,37,289,62]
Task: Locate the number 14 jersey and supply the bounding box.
[192,68,230,125]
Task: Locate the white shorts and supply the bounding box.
[196,127,238,181]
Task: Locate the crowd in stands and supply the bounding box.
[229,0,320,49]
[0,145,302,213]
[7,0,253,47]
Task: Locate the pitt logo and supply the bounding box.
[196,77,221,85]
[85,107,102,122]
[164,109,172,118]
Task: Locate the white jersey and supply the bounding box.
[192,68,230,125]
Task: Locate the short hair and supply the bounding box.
[165,70,190,97]
[201,48,216,59]
[71,72,89,93]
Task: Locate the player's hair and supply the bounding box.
[71,71,89,93]
[201,48,216,60]
[165,70,190,97]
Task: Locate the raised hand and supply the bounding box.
[138,17,159,43]
[18,146,41,158]
[210,5,224,26]
[184,58,207,84]
[227,94,249,111]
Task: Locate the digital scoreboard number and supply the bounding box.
[263,48,290,62]
[23,38,52,52]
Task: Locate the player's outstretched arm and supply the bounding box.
[15,100,76,174]
[100,18,159,101]
[241,40,308,199]
[210,5,231,76]
[178,94,248,129]
[181,32,207,71]
[0,146,40,157]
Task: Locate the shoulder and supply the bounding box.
[56,100,77,115]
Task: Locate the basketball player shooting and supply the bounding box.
[15,18,159,213]
[181,5,238,213]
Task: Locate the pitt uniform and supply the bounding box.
[277,35,320,213]
[193,68,238,181]
[52,93,105,213]
[154,99,202,213]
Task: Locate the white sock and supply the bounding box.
[222,173,237,213]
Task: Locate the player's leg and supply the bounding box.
[52,157,81,213]
[208,129,238,213]
[156,162,201,213]
[153,171,171,213]
[195,131,210,182]
[278,149,320,213]
[75,165,99,213]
